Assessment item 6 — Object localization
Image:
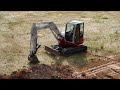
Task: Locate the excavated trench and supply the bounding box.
[0,57,120,79]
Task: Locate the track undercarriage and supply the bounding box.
[45,45,87,56]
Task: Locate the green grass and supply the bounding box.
[85,30,120,54]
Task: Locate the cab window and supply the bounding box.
[80,23,84,36]
[65,23,75,42]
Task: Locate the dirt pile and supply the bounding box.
[0,58,120,79]
[0,64,75,79]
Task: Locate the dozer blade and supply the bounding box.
[45,45,61,56]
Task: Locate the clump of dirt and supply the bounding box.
[0,64,75,79]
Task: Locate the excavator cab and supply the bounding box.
[65,20,84,44]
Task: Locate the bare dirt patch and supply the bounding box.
[0,64,75,79]
[0,54,119,79]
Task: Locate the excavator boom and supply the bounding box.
[28,22,64,63]
[30,22,63,55]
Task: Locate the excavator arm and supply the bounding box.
[28,22,63,63]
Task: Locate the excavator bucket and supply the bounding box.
[28,54,40,64]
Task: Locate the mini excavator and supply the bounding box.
[28,20,87,63]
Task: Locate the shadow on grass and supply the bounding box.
[44,52,88,67]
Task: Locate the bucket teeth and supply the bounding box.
[28,54,39,64]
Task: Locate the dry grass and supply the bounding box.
[0,11,120,74]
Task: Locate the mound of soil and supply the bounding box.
[0,64,76,79]
[1,59,119,79]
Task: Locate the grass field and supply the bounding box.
[0,11,120,74]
